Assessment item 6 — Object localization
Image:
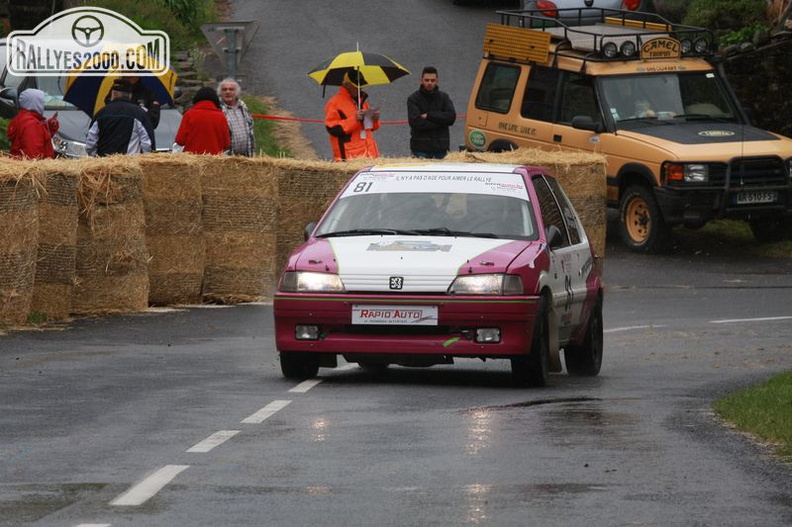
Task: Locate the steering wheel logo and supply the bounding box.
[71,15,105,47]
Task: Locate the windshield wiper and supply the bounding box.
[674,113,733,122]
[317,228,419,238]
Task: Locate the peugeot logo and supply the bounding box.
[72,15,104,47]
[389,277,404,290]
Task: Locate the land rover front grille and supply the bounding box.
[709,157,788,188]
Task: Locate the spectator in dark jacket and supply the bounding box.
[85,79,154,156]
[7,88,59,159]
[407,66,456,159]
[174,87,231,155]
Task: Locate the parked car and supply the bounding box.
[465,8,792,250]
[274,162,604,387]
[0,41,181,157]
[522,0,652,25]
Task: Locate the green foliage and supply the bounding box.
[683,0,768,43]
[0,117,10,153]
[81,0,216,52]
[26,311,48,325]
[714,371,792,460]
[242,96,293,158]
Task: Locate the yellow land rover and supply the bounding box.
[465,8,792,252]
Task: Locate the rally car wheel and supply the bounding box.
[511,296,549,387]
[564,296,603,376]
[280,351,320,380]
[619,185,669,253]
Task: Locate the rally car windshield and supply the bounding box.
[315,192,539,240]
[600,72,740,128]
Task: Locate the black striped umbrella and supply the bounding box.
[308,50,410,87]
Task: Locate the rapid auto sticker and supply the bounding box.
[341,171,529,200]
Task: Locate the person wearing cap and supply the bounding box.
[174,86,231,155]
[324,70,380,161]
[7,88,59,159]
[85,79,155,156]
[122,75,161,129]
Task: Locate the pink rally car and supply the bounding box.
[274,163,603,386]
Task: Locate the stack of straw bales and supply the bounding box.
[30,161,79,319]
[0,149,606,326]
[140,156,204,305]
[72,158,149,314]
[200,156,279,303]
[0,163,39,325]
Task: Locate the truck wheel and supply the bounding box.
[564,297,603,376]
[619,185,669,253]
[280,351,319,380]
[749,218,791,243]
[511,296,549,387]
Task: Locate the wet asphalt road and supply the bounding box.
[0,230,790,526]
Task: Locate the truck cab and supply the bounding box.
[465,8,792,251]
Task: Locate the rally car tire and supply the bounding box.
[619,184,669,253]
[280,351,320,380]
[564,296,603,376]
[511,296,549,387]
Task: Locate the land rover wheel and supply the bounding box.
[619,185,669,253]
[280,351,320,380]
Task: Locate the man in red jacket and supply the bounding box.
[7,88,59,159]
[324,70,380,161]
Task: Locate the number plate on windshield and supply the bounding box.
[734,190,777,205]
[352,305,438,325]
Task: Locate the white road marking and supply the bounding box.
[241,400,292,424]
[711,315,792,324]
[110,464,189,506]
[76,524,111,527]
[289,379,322,393]
[186,430,240,453]
[604,325,666,333]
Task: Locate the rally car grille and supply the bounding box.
[710,157,788,188]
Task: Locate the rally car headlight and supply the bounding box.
[52,133,88,158]
[280,271,346,293]
[448,274,523,295]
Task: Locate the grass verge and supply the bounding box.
[672,219,792,259]
[713,371,792,461]
[242,96,292,158]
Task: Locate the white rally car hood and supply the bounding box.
[326,235,519,293]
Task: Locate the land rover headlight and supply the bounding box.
[601,42,618,59]
[52,133,88,158]
[620,41,637,58]
[694,37,710,54]
[664,162,709,183]
[679,38,693,54]
[448,274,523,295]
[280,271,346,293]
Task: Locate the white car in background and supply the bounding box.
[522,0,653,25]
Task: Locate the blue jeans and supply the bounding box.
[411,150,447,159]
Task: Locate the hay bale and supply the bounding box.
[31,166,79,320]
[72,158,148,314]
[140,155,205,305]
[0,164,40,325]
[200,156,279,302]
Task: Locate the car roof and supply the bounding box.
[365,163,543,174]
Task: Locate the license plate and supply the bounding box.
[734,190,777,205]
[352,305,438,326]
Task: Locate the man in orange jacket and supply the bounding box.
[324,70,380,161]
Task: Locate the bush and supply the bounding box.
[79,0,216,52]
[0,117,10,153]
[683,0,768,40]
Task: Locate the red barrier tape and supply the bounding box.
[252,114,466,125]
